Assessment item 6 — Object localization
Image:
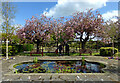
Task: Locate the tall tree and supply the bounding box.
[117,18,120,51]
[105,20,119,43]
[104,18,119,52]
[50,17,75,46]
[50,17,65,47]
[68,9,105,49]
[1,24,21,44]
[2,2,16,59]
[17,15,51,53]
[50,17,75,55]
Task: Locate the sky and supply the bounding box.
[1,0,119,27]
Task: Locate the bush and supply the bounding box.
[15,44,34,52]
[1,45,18,56]
[23,44,34,51]
[100,47,118,56]
[15,45,24,52]
[1,44,34,56]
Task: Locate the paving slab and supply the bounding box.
[59,75,76,81]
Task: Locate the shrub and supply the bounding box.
[23,44,34,51]
[15,45,24,52]
[1,44,34,56]
[100,47,118,56]
[15,44,34,52]
[1,45,18,56]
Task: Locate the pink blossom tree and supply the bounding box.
[50,17,75,48]
[68,9,105,49]
[17,15,51,53]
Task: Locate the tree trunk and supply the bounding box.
[96,41,98,52]
[79,39,80,53]
[79,42,80,52]
[112,40,114,55]
[81,42,86,50]
[42,42,43,56]
[57,41,58,49]
[63,44,64,55]
[118,33,120,52]
[37,43,39,53]
[6,39,8,60]
[118,39,120,52]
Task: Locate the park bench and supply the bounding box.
[79,49,92,56]
[30,49,43,56]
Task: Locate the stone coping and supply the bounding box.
[2,56,119,81]
[4,73,106,76]
[8,56,113,75]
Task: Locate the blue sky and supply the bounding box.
[11,1,118,26]
[13,2,57,25]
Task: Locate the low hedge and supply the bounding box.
[100,47,118,56]
[1,45,18,56]
[1,44,34,56]
[15,44,34,52]
[23,44,34,51]
[15,45,24,52]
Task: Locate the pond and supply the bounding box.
[13,60,105,73]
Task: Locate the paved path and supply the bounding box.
[1,55,119,82]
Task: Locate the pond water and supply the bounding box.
[14,60,105,73]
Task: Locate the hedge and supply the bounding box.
[23,44,34,51]
[1,45,18,56]
[100,47,118,56]
[1,44,34,56]
[15,45,24,52]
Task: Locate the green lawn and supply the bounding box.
[115,52,120,57]
[17,52,100,56]
[17,51,120,57]
[3,49,119,57]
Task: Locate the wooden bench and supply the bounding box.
[30,49,43,56]
[79,49,92,56]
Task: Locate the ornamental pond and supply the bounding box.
[13,60,106,73]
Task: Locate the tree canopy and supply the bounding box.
[17,15,52,52]
[17,8,115,51]
[67,9,105,49]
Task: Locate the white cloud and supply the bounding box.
[46,8,48,11]
[102,10,118,22]
[43,0,109,18]
[107,0,119,2]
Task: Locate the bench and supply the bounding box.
[30,49,43,56]
[79,49,92,56]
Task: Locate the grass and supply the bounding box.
[115,52,120,57]
[4,49,120,57]
[17,52,57,56]
[17,52,100,56]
